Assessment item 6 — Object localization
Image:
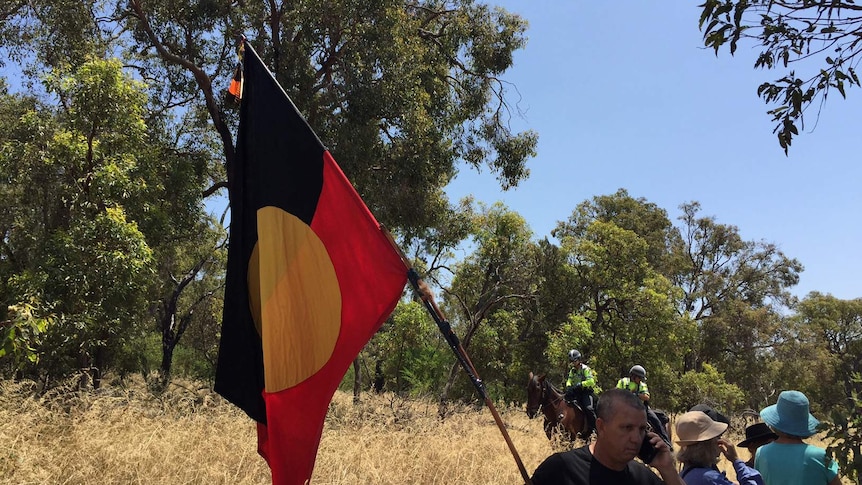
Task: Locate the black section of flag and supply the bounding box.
[214,41,326,424]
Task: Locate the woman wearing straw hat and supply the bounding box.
[755,390,841,485]
[674,411,764,485]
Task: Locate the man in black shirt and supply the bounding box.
[531,388,684,485]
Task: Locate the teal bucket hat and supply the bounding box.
[759,390,820,438]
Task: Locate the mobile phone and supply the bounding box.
[638,434,658,464]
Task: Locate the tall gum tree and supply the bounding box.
[0,59,156,385]
[122,0,539,391]
[796,292,862,407]
[439,201,538,404]
[674,201,802,375]
[551,190,689,396]
[553,189,683,278]
[0,0,226,383]
[123,0,538,235]
[555,218,686,403]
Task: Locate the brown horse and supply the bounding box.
[526,372,588,441]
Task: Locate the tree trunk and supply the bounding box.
[160,337,175,388]
[78,351,91,390]
[438,361,460,418]
[91,346,104,390]
[352,357,361,404]
[373,359,384,393]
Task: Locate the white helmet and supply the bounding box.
[568,349,582,362]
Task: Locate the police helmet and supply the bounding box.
[630,365,647,380]
[568,349,582,362]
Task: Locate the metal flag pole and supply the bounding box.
[381,227,533,485]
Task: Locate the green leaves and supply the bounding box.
[227,1,538,233]
[1,302,51,369]
[699,0,740,55]
[697,0,862,153]
[371,301,451,396]
[549,191,687,403]
[671,363,744,412]
[0,57,182,379]
[825,374,862,483]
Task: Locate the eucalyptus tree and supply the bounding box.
[365,300,450,396]
[774,295,862,481]
[120,1,539,392]
[3,0,539,385]
[439,201,538,403]
[553,188,683,278]
[796,292,862,407]
[555,218,688,406]
[357,198,474,397]
[0,0,99,74]
[697,299,786,409]
[0,59,155,385]
[537,191,678,388]
[674,202,802,374]
[515,237,580,382]
[699,0,862,153]
[2,1,232,384]
[551,191,690,394]
[1,44,222,385]
[122,0,538,236]
[671,363,745,415]
[0,84,52,369]
[122,89,226,385]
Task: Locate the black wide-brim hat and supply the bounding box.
[689,404,730,426]
[737,422,779,447]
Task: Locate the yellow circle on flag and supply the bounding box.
[247,206,342,392]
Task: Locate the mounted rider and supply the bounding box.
[616,364,672,448]
[563,349,598,439]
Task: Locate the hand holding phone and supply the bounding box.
[638,433,658,464]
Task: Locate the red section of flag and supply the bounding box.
[259,152,407,483]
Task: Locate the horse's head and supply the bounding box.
[526,372,546,419]
[526,372,582,441]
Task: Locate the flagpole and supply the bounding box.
[381,227,533,485]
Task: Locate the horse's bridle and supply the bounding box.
[541,379,564,409]
[528,376,564,417]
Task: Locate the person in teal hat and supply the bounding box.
[754,390,841,485]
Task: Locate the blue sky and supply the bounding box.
[445,2,862,300]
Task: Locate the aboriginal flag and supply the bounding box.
[214,41,408,485]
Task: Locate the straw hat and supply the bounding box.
[759,390,820,438]
[737,422,778,447]
[675,411,728,446]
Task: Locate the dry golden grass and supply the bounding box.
[1,377,555,484]
[1,377,270,484]
[0,377,849,484]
